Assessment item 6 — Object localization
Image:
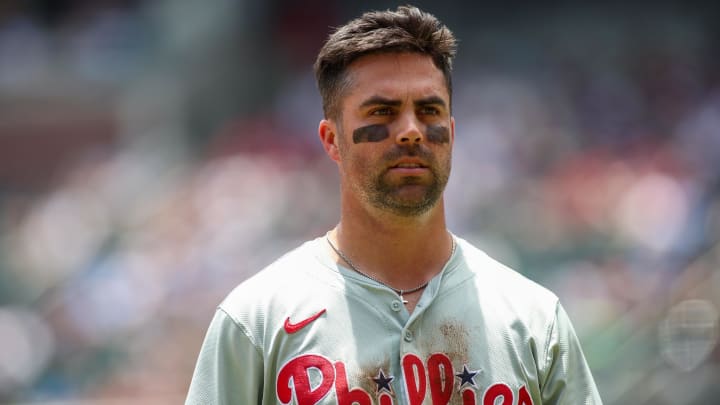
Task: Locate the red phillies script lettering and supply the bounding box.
[518,386,533,405]
[276,354,334,404]
[276,353,534,404]
[334,361,372,405]
[427,354,453,404]
[378,393,393,405]
[402,354,427,405]
[462,389,477,405]
[484,383,513,405]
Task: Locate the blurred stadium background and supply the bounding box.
[1,0,719,404]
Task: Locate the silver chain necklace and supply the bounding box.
[326,234,456,305]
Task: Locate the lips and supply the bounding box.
[388,160,429,177]
[390,159,428,169]
[394,162,425,168]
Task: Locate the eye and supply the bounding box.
[370,107,393,116]
[419,106,440,116]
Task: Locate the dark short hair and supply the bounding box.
[314,5,457,119]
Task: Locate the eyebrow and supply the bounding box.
[414,96,447,108]
[358,95,448,109]
[359,96,402,108]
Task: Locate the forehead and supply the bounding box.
[341,52,449,108]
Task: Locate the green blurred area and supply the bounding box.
[1,1,719,403]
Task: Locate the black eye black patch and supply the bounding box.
[353,124,390,143]
[426,125,450,144]
[351,124,451,144]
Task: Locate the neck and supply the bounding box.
[330,197,453,290]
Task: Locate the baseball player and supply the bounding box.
[186,5,602,405]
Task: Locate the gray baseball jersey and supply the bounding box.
[186,235,602,404]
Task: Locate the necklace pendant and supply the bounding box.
[325,234,450,307]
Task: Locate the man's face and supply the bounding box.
[326,52,454,217]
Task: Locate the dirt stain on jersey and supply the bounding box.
[437,322,475,405]
[357,358,393,395]
[422,320,470,365]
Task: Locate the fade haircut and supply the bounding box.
[314,5,457,120]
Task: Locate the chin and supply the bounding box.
[373,193,441,217]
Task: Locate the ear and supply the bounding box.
[319,119,341,162]
[450,117,456,146]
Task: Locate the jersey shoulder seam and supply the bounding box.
[217,306,264,358]
[541,299,560,379]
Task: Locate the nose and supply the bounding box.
[395,114,424,145]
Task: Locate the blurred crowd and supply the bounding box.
[1,1,719,404]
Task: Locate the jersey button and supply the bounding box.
[391,300,403,311]
[404,330,414,342]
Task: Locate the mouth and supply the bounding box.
[392,162,426,169]
[387,160,430,176]
[390,158,428,169]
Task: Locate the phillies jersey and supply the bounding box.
[186,235,602,404]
